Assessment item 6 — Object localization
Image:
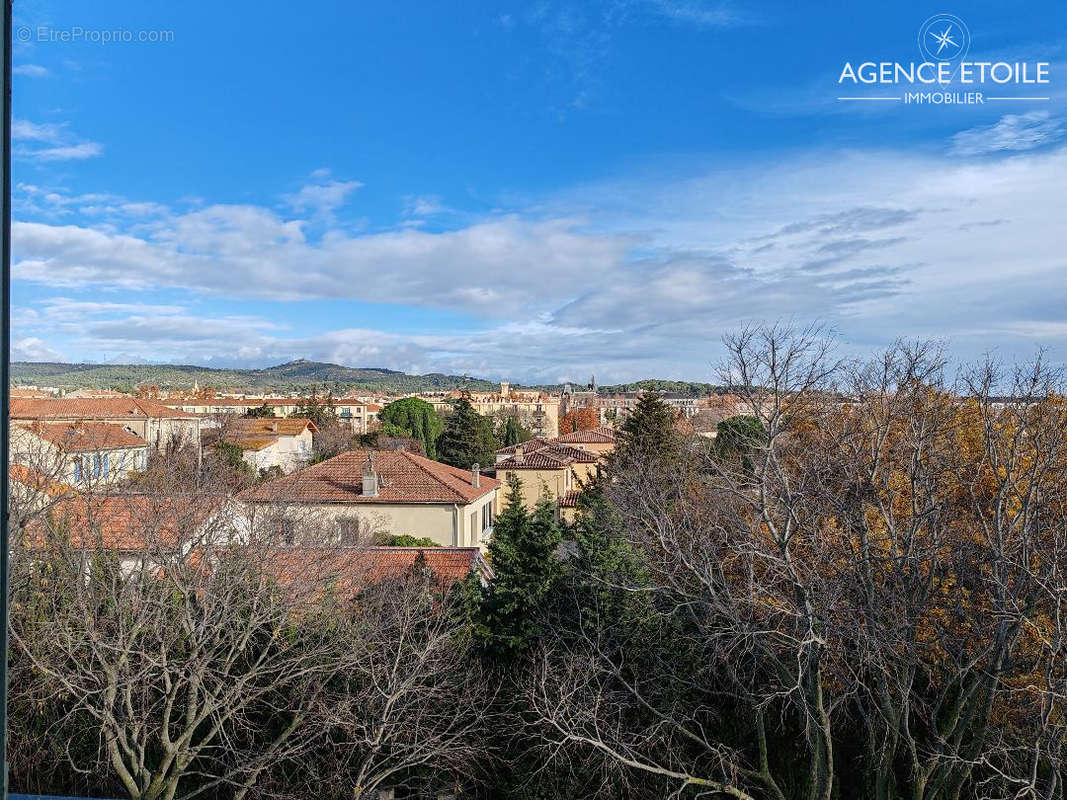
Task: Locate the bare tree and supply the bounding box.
[524,326,1067,800]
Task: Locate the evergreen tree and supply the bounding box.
[244,403,275,418]
[611,391,679,474]
[500,415,531,448]
[379,397,445,459]
[479,475,562,659]
[436,392,499,469]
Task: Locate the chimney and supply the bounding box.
[500,381,510,397]
[271,421,278,432]
[471,463,480,488]
[362,452,379,497]
[514,446,524,464]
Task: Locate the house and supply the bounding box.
[236,449,500,548]
[11,421,148,486]
[494,439,600,520]
[209,417,317,474]
[552,425,617,456]
[20,492,229,574]
[11,397,201,454]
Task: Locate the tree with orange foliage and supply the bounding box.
[558,405,600,434]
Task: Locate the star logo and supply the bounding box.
[918,14,970,64]
[929,25,958,55]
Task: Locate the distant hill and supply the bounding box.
[10,359,500,394]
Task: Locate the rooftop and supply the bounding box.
[238,449,499,505]
[22,421,147,452]
[495,439,599,470]
[553,426,617,444]
[264,546,493,593]
[11,397,198,421]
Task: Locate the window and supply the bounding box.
[275,519,296,546]
[73,457,83,482]
[93,454,102,477]
[336,518,359,545]
[102,454,109,477]
[470,510,477,536]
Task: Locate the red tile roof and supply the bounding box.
[23,492,225,551]
[22,422,147,452]
[8,463,74,498]
[553,426,616,444]
[558,489,582,508]
[12,397,198,420]
[237,449,499,506]
[495,440,599,470]
[264,546,492,594]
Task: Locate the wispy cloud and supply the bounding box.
[13,119,65,142]
[13,119,103,162]
[13,64,49,78]
[644,0,754,29]
[283,171,363,220]
[950,111,1065,157]
[30,142,104,162]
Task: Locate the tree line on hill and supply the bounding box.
[7,325,1067,799]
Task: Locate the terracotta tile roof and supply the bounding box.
[496,437,550,456]
[23,492,225,552]
[495,440,599,470]
[225,418,318,437]
[22,421,147,452]
[553,426,617,444]
[558,489,582,508]
[212,417,318,450]
[9,463,74,498]
[230,436,278,452]
[264,546,492,594]
[11,397,198,421]
[237,449,499,506]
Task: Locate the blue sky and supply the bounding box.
[9,0,1067,383]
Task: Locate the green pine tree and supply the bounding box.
[436,391,499,468]
[479,475,562,659]
[611,391,679,474]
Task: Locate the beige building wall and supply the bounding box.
[241,429,314,474]
[498,466,573,511]
[243,491,498,549]
[10,427,147,487]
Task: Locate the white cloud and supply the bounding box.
[13,119,102,162]
[29,142,104,162]
[645,0,752,28]
[12,337,63,362]
[13,119,65,142]
[283,174,362,219]
[11,138,1067,381]
[14,64,49,77]
[950,111,1065,157]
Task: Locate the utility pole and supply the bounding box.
[0,2,12,798]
